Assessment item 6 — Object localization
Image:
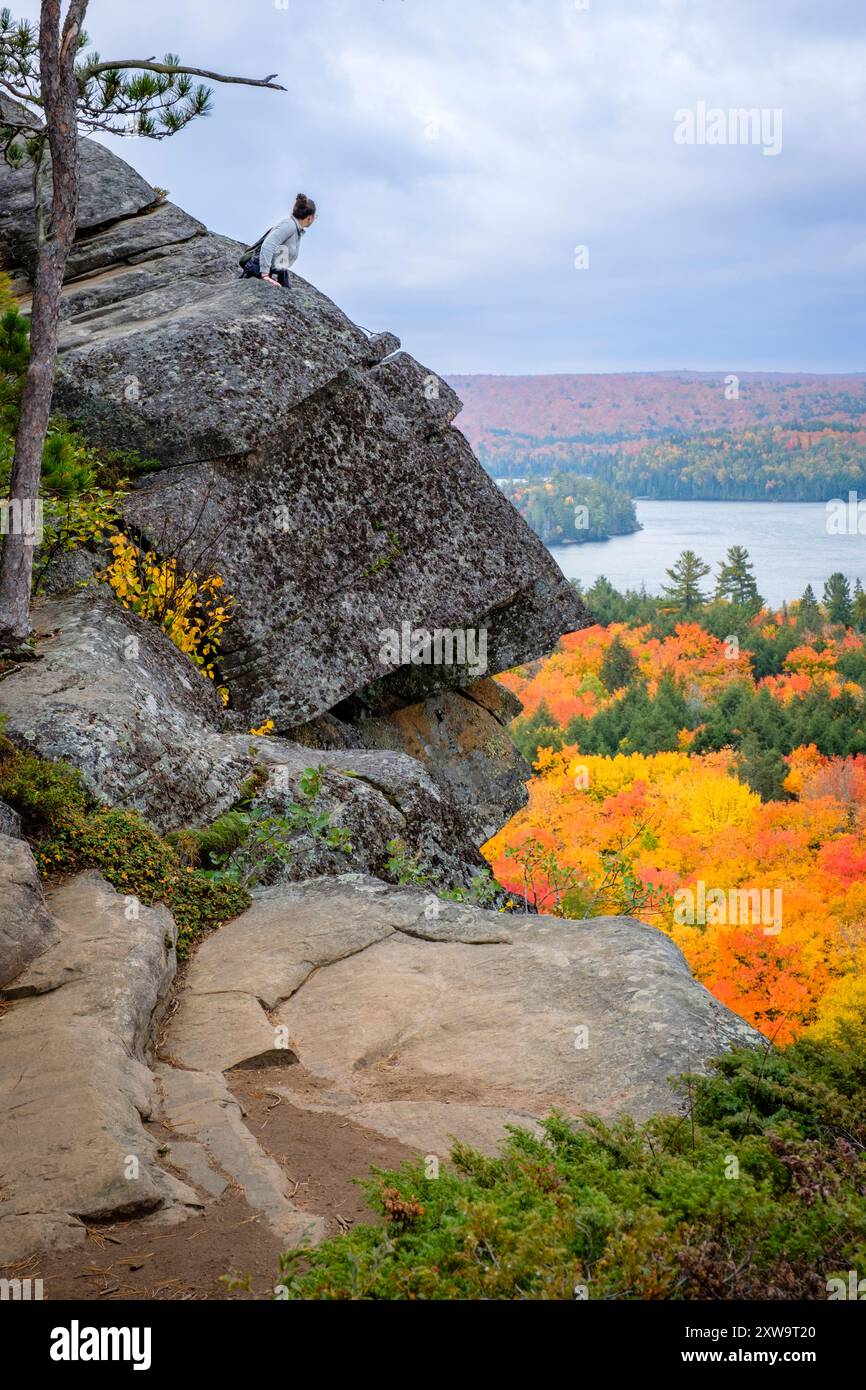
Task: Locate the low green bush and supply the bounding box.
[276,1020,866,1300]
[0,739,248,957]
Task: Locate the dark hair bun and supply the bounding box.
[293,193,317,220]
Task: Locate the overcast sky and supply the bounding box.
[18,0,866,373]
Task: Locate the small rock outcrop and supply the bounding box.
[355,680,529,845]
[0,593,493,887]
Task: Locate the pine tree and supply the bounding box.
[823,573,853,627]
[662,550,710,616]
[599,634,638,693]
[797,584,822,632]
[0,286,30,432]
[715,545,762,610]
[736,735,789,802]
[513,701,564,766]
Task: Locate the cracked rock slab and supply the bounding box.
[162,877,759,1160]
[165,992,284,1075]
[164,877,510,1075]
[258,887,764,1153]
[0,873,197,1264]
[157,1065,324,1247]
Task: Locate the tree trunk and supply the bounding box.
[0,0,88,650]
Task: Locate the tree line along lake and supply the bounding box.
[546,500,865,609]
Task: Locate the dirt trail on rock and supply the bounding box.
[3,1069,415,1301]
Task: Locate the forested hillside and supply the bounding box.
[501,473,640,545]
[449,372,866,499]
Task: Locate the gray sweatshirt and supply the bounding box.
[258,216,304,278]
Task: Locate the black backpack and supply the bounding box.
[237,228,273,270]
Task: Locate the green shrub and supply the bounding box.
[276,1022,866,1300]
[0,739,89,826]
[167,766,353,890]
[0,741,248,958]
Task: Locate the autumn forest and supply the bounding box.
[486,553,866,1047]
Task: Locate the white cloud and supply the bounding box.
[9,0,866,370]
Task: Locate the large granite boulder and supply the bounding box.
[162,876,763,1157]
[1,132,590,733]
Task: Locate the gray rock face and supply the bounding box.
[56,268,380,468]
[3,130,589,732]
[0,593,254,834]
[0,873,197,1263]
[119,352,589,729]
[356,685,530,846]
[162,876,762,1158]
[248,739,490,888]
[0,594,490,887]
[0,130,159,274]
[0,834,57,987]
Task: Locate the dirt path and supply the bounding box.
[2,1067,417,1301]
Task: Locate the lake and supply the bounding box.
[547,500,864,609]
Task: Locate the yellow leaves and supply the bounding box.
[104,531,234,693]
[673,772,760,838]
[249,719,276,737]
[806,968,866,1041]
[570,750,693,802]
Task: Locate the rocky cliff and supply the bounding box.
[0,135,763,1275]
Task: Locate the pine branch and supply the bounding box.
[0,76,41,104]
[80,57,285,91]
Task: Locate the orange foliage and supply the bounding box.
[488,629,866,1045]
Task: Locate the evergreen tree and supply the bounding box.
[599,634,638,692]
[0,295,30,433]
[823,573,853,626]
[512,701,564,766]
[797,584,822,632]
[735,735,789,803]
[583,575,628,626]
[715,545,762,610]
[662,550,710,616]
[853,580,866,633]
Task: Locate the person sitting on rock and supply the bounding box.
[241,193,317,287]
